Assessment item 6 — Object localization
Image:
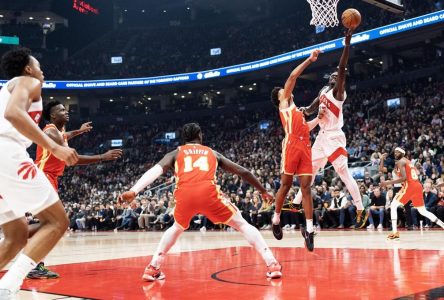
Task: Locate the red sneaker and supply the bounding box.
[266,262,282,279]
[142,265,165,282]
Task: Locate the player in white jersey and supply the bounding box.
[0,48,78,298]
[293,29,365,228]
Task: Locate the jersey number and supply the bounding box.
[183,156,209,173]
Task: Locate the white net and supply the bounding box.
[306,0,340,27]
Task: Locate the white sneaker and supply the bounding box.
[200,226,206,232]
[367,224,375,230]
[290,224,296,230]
[424,224,430,228]
[264,224,271,230]
[283,224,291,231]
[377,224,383,230]
[260,224,267,230]
[316,225,321,231]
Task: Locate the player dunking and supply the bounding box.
[0,48,78,298]
[26,101,122,279]
[293,29,365,228]
[380,148,444,240]
[270,49,322,250]
[119,123,282,280]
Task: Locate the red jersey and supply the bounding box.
[279,103,309,139]
[396,158,421,187]
[174,144,217,188]
[35,124,67,176]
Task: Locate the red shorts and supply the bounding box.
[173,183,238,230]
[280,136,312,176]
[44,173,59,191]
[394,181,424,207]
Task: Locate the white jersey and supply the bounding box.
[0,77,42,148]
[318,87,346,131]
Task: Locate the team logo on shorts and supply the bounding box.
[17,162,37,180]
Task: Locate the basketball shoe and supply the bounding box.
[387,232,400,240]
[142,265,165,282]
[27,262,59,279]
[301,228,314,251]
[272,223,283,240]
[266,262,282,279]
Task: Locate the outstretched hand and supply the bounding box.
[309,49,322,62]
[118,190,136,204]
[102,149,123,161]
[262,192,275,204]
[79,122,93,134]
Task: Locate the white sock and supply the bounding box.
[417,207,440,225]
[0,254,37,291]
[149,223,183,268]
[306,219,314,233]
[272,212,281,225]
[227,212,277,266]
[391,219,397,233]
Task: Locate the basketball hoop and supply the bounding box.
[307,0,340,28]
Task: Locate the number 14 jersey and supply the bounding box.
[174,144,217,187]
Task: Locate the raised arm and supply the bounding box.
[5,77,78,165]
[282,49,321,100]
[119,150,178,202]
[333,29,353,101]
[215,151,272,201]
[65,121,93,140]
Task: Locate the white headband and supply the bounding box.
[394,147,405,155]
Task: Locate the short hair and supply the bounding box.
[182,123,201,143]
[1,47,32,79]
[271,87,281,107]
[43,101,62,121]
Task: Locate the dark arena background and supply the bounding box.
[0,0,443,299]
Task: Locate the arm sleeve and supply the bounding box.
[130,164,164,194]
[307,118,319,131]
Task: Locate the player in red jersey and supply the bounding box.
[380,147,444,240]
[35,101,122,192]
[27,101,122,279]
[0,48,78,299]
[119,123,282,281]
[269,49,322,251]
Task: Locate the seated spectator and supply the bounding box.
[324,187,348,228]
[367,186,386,229]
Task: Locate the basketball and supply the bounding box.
[342,8,361,29]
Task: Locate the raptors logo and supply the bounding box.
[17,162,37,180]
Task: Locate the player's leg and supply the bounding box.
[143,222,184,281]
[143,194,195,282]
[388,191,404,239]
[298,174,315,251]
[0,201,67,292]
[271,174,293,240]
[416,206,444,229]
[226,211,282,278]
[0,218,28,271]
[293,157,328,205]
[331,153,364,224]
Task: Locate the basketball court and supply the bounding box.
[6,228,443,299]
